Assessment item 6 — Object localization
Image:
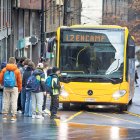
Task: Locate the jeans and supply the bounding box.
[0,91,3,113]
[17,92,22,111]
[24,91,32,117]
[31,92,43,115]
[42,95,47,111]
[50,95,59,116]
[21,88,26,114]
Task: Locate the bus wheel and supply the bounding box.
[62,103,70,110]
[119,105,128,112]
[129,99,133,105]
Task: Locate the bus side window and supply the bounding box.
[128,35,135,58]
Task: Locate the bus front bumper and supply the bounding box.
[59,92,129,105]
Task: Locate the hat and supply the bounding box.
[52,67,60,73]
[37,63,44,68]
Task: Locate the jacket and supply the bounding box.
[51,74,61,95]
[0,64,22,92]
[32,68,46,93]
[22,66,34,88]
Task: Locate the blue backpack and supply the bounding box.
[4,71,16,88]
[45,76,53,93]
[26,75,40,92]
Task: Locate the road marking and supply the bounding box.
[124,111,140,118]
[88,112,140,125]
[68,122,138,129]
[63,111,83,123]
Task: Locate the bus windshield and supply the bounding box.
[60,29,124,80]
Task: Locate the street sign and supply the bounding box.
[29,36,38,45]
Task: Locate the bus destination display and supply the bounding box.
[63,31,108,43]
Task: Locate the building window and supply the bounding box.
[49,1,52,25]
[7,0,11,28]
[32,12,40,35]
[18,10,24,39]
[0,0,1,30]
[3,0,6,29]
[53,1,55,24]
[24,10,30,37]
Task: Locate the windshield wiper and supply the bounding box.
[62,76,88,83]
[62,75,117,83]
[97,75,117,83]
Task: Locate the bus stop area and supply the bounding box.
[0,86,140,140]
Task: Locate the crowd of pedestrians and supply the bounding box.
[0,56,62,121]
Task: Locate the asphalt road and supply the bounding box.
[1,86,140,140]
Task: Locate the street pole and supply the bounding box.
[41,0,45,58]
[59,6,61,26]
[63,0,67,25]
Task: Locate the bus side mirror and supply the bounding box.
[48,37,56,53]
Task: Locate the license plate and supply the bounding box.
[85,98,96,102]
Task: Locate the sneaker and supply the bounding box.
[50,115,60,119]
[43,109,51,116]
[3,114,8,120]
[32,115,36,119]
[17,110,22,114]
[11,115,17,121]
[36,115,44,119]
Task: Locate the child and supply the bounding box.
[50,67,61,119]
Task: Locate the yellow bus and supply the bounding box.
[48,25,135,111]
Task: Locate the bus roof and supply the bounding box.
[60,25,127,30]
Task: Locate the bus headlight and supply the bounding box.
[61,90,69,98]
[112,90,126,100]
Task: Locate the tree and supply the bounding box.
[103,0,140,45]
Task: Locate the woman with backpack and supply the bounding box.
[28,63,46,119]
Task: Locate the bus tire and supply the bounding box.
[119,105,128,112]
[62,103,70,110]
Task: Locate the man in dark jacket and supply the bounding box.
[50,67,61,119]
[31,65,46,119]
[17,57,26,112]
[22,61,35,115]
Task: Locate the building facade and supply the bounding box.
[81,0,103,25]
[45,0,81,37]
[63,0,81,26]
[102,0,129,24]
[0,0,12,64]
[12,0,42,64]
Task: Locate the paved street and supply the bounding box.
[0,86,140,140]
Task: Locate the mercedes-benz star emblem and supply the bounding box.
[88,90,93,96]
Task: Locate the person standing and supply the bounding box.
[22,61,35,116]
[30,64,46,119]
[42,62,50,113]
[0,62,7,113]
[20,58,31,114]
[0,57,22,121]
[50,67,61,119]
[17,57,26,113]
